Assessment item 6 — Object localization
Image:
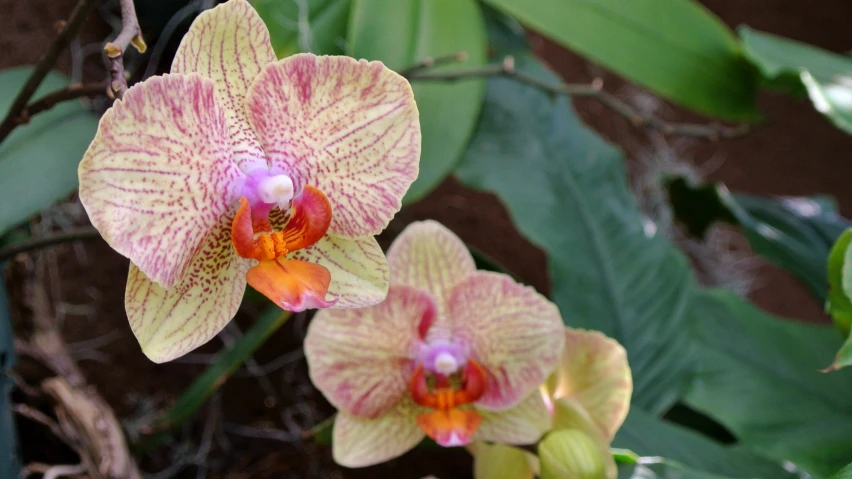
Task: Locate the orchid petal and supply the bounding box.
[386,220,476,313]
[470,442,538,479]
[416,408,481,447]
[332,398,425,468]
[245,54,420,238]
[475,390,552,444]
[125,214,248,363]
[79,74,243,288]
[246,258,335,311]
[546,329,632,441]
[172,0,276,171]
[305,285,434,417]
[288,235,389,308]
[447,272,565,410]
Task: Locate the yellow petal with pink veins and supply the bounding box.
[305,285,435,417]
[545,329,632,441]
[386,220,476,315]
[172,0,276,172]
[79,74,244,289]
[332,397,426,468]
[447,271,565,410]
[245,54,420,238]
[288,235,390,309]
[125,212,249,363]
[475,390,552,445]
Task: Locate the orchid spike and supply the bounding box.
[77,0,420,363]
[304,221,565,467]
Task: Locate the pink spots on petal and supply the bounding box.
[79,74,243,289]
[245,54,421,238]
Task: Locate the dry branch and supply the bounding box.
[19,281,140,479]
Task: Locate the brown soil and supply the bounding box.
[4,0,852,477]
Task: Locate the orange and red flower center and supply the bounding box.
[409,359,488,447]
[230,181,336,311]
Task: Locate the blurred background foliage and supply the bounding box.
[2,0,852,477]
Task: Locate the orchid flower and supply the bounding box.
[304,221,566,467]
[471,329,632,479]
[77,0,420,363]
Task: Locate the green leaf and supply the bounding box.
[456,50,695,414]
[349,0,487,202]
[481,0,759,121]
[613,408,800,479]
[617,461,742,479]
[825,230,852,370]
[684,290,852,477]
[0,68,98,236]
[740,27,852,133]
[827,230,852,333]
[253,0,351,57]
[830,463,852,479]
[668,177,850,301]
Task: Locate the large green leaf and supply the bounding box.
[253,0,350,57]
[348,0,487,202]
[684,290,852,477]
[668,177,850,302]
[830,463,852,479]
[0,68,98,235]
[618,462,741,479]
[825,229,852,370]
[740,27,852,133]
[455,48,695,413]
[482,0,759,120]
[613,408,799,479]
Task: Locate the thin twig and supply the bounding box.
[408,55,752,141]
[11,82,109,126]
[104,0,147,99]
[13,403,68,442]
[0,0,98,144]
[0,227,101,262]
[398,51,469,77]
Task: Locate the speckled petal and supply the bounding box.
[332,398,425,468]
[172,0,276,171]
[245,54,420,238]
[546,329,632,441]
[475,390,552,444]
[288,235,389,309]
[79,74,243,289]
[305,285,434,417]
[386,220,476,313]
[124,213,249,363]
[447,272,565,410]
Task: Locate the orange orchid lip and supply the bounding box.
[409,359,487,446]
[231,184,336,311]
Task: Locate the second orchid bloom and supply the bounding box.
[305,221,566,467]
[77,0,420,362]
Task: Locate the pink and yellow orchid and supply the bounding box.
[304,221,566,467]
[471,329,632,479]
[77,0,420,363]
